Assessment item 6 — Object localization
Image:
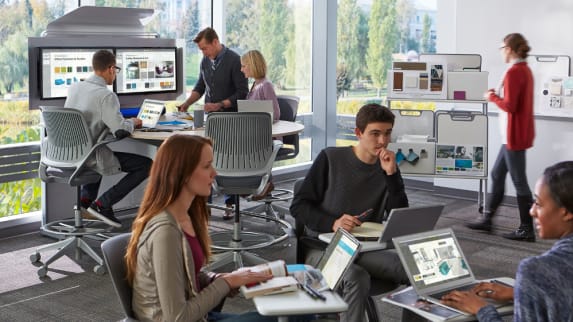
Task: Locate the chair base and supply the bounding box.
[30,235,106,277]
[243,188,294,221]
[31,217,111,277]
[207,250,268,271]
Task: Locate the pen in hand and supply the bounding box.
[354,208,373,221]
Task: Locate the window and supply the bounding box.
[335,0,437,146]
[223,0,312,166]
[0,0,78,219]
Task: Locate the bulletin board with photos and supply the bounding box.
[528,55,573,118]
[435,111,487,177]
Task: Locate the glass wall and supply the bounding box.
[335,0,437,146]
[0,0,78,218]
[222,0,313,166]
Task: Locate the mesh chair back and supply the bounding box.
[101,233,135,320]
[277,95,299,123]
[40,106,94,168]
[206,112,274,173]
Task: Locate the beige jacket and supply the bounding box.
[132,211,230,322]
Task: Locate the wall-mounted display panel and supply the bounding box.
[40,48,113,99]
[115,47,177,95]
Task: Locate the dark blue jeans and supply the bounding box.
[487,145,532,212]
[81,152,152,208]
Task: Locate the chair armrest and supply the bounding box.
[69,135,127,182]
[273,140,283,152]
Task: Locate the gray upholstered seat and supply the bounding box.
[101,233,138,322]
[205,112,291,271]
[30,106,118,277]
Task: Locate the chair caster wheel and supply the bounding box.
[93,265,106,275]
[30,253,41,263]
[37,266,48,278]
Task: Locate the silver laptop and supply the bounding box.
[136,99,165,129]
[319,205,444,252]
[237,100,275,123]
[316,228,361,290]
[393,228,505,314]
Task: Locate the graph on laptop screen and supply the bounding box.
[115,48,177,95]
[399,234,471,289]
[40,48,113,99]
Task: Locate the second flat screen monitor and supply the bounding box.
[115,48,177,95]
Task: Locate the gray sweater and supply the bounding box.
[64,75,135,175]
[193,46,248,111]
[290,146,408,235]
[477,233,573,322]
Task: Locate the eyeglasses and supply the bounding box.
[111,66,121,72]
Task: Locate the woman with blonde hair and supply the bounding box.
[240,50,280,201]
[125,134,275,322]
[241,49,280,122]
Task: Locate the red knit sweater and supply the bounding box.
[489,62,535,150]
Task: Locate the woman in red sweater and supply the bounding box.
[467,33,535,242]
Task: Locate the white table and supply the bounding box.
[131,117,304,142]
[384,277,515,322]
[253,288,347,322]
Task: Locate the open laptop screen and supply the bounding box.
[394,229,473,292]
[317,228,361,290]
[137,99,164,128]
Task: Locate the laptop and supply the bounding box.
[318,205,445,252]
[136,99,165,129]
[393,228,506,314]
[237,100,275,123]
[315,228,361,291]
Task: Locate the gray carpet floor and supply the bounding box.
[0,177,552,321]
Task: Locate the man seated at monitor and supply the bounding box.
[64,50,152,228]
[290,103,411,322]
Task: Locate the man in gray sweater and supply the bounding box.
[65,50,152,228]
[177,27,248,113]
[290,103,410,322]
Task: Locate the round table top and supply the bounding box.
[130,119,304,141]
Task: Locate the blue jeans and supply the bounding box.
[81,152,152,208]
[488,145,532,212]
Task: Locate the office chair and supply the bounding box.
[275,95,300,161]
[291,178,398,322]
[205,112,291,271]
[101,233,138,322]
[30,106,118,277]
[242,95,301,221]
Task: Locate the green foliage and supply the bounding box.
[284,1,311,89]
[225,0,258,54]
[183,1,200,54]
[258,0,290,88]
[336,98,383,115]
[421,13,436,53]
[367,0,399,93]
[0,178,41,218]
[0,100,41,218]
[338,0,362,86]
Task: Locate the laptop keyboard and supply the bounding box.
[429,282,480,299]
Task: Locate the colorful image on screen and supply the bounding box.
[115,48,177,94]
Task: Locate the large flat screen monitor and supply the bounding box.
[115,47,177,95]
[40,48,113,99]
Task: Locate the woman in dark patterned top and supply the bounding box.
[442,161,573,322]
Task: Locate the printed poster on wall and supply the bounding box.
[435,145,484,176]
